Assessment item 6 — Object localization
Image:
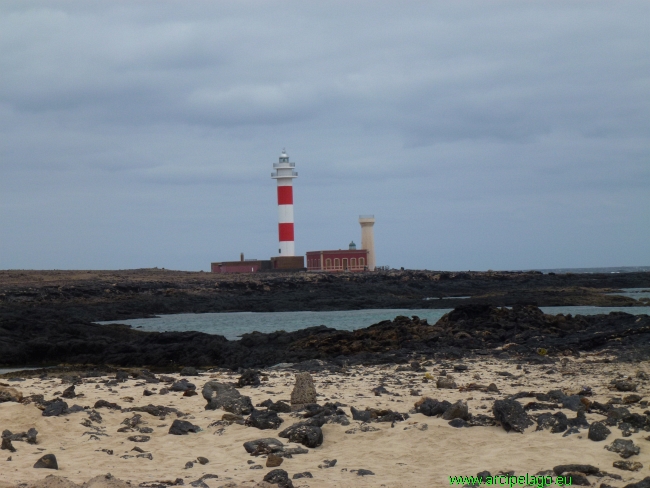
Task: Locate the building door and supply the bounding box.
[343,258,348,270]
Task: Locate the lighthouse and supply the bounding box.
[271,150,298,256]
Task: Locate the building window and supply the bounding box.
[351,258,356,267]
[326,258,331,269]
[359,258,365,266]
[334,258,340,269]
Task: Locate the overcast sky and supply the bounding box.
[1,1,648,271]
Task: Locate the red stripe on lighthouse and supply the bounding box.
[277,186,293,205]
[278,223,294,241]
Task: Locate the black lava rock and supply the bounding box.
[202,381,253,415]
[243,438,284,454]
[171,379,196,392]
[605,439,640,458]
[246,409,284,430]
[263,468,294,488]
[355,469,375,476]
[292,472,313,479]
[442,400,469,421]
[94,400,121,410]
[127,435,150,442]
[42,400,68,417]
[561,395,584,412]
[269,401,292,413]
[34,454,58,469]
[237,370,261,388]
[116,371,129,382]
[414,398,451,417]
[1,438,16,452]
[61,385,76,399]
[493,399,533,433]
[588,422,611,441]
[448,418,467,428]
[553,465,599,475]
[169,420,201,435]
[350,406,372,422]
[279,422,323,448]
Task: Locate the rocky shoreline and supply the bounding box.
[1,269,649,370]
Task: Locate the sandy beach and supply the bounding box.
[1,355,649,488]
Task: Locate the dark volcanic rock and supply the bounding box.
[553,464,599,475]
[2,428,38,444]
[42,400,68,417]
[414,398,451,417]
[561,395,584,412]
[263,469,293,488]
[350,406,372,422]
[1,437,16,452]
[171,379,195,392]
[268,401,292,413]
[243,438,284,454]
[292,472,313,479]
[94,400,121,410]
[442,400,469,421]
[245,409,284,430]
[278,422,323,448]
[202,381,253,415]
[614,380,637,392]
[614,461,643,471]
[169,420,201,435]
[493,399,533,433]
[237,370,261,388]
[34,454,58,469]
[588,422,611,441]
[448,418,467,428]
[116,371,129,382]
[61,385,76,399]
[130,404,181,418]
[605,439,640,458]
[127,435,150,443]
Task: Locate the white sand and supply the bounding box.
[1,356,649,488]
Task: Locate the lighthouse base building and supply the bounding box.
[306,248,369,272]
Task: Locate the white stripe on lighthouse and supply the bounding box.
[278,204,294,224]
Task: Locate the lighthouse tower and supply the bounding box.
[271,150,298,256]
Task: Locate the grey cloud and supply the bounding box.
[0,1,648,270]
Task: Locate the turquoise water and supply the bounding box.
[99,305,650,341]
[100,309,453,341]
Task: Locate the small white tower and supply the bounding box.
[271,150,298,256]
[359,215,375,271]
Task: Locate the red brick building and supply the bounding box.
[211,259,271,273]
[306,244,369,272]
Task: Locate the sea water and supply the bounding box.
[99,304,650,341]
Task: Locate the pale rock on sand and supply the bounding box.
[0,386,23,403]
[289,373,316,409]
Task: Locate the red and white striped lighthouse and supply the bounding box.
[271,150,298,256]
